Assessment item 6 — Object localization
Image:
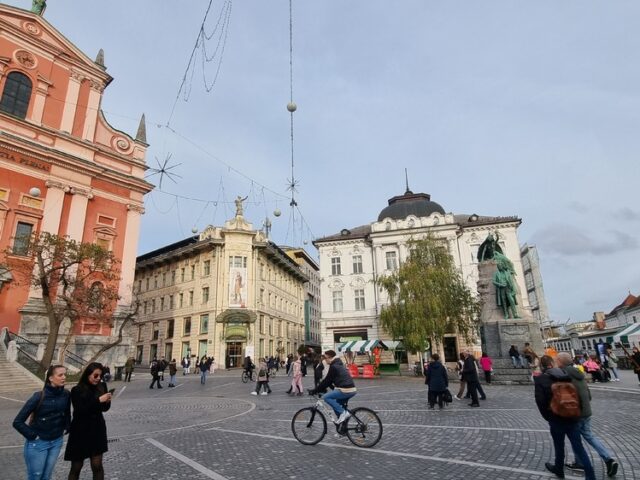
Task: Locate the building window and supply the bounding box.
[0,71,32,119]
[137,279,142,293]
[203,260,211,276]
[352,255,363,274]
[259,314,265,334]
[189,290,194,306]
[160,297,165,311]
[331,257,341,276]
[169,295,174,309]
[200,314,209,334]
[152,322,159,340]
[229,256,247,268]
[259,288,265,305]
[179,292,184,308]
[354,289,365,311]
[151,299,156,313]
[385,251,398,270]
[180,268,185,282]
[171,270,176,285]
[166,320,174,338]
[146,278,150,290]
[154,276,158,289]
[183,317,191,336]
[162,272,166,287]
[137,325,143,342]
[202,287,209,303]
[332,291,343,313]
[143,301,148,314]
[191,265,195,280]
[12,221,33,255]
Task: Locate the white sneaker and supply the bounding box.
[337,411,351,424]
[260,392,268,395]
[250,391,258,395]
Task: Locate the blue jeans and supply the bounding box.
[549,420,595,480]
[169,374,176,385]
[200,370,207,384]
[323,390,356,416]
[24,436,63,480]
[578,416,613,462]
[511,355,522,367]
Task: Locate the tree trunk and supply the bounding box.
[85,314,134,366]
[41,316,61,369]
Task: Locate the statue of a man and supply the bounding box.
[492,252,519,319]
[31,0,46,15]
[234,195,248,217]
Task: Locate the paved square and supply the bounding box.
[1,370,638,479]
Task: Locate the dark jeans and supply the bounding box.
[464,380,485,400]
[428,389,445,408]
[466,379,480,404]
[255,381,271,393]
[124,371,132,382]
[149,374,162,388]
[549,420,595,480]
[484,370,491,383]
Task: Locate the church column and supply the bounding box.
[119,203,144,304]
[65,187,92,242]
[60,70,82,133]
[40,180,67,235]
[30,75,53,126]
[82,80,103,142]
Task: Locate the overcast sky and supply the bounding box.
[20,1,640,324]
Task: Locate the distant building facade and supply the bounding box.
[520,244,551,331]
[134,213,307,367]
[0,5,151,365]
[314,188,532,365]
[285,248,321,349]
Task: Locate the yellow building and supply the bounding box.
[134,210,307,367]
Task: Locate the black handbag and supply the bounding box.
[443,389,453,403]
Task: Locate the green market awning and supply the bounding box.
[339,339,388,353]
[613,324,640,346]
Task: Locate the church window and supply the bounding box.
[12,221,33,255]
[331,257,341,276]
[0,72,32,119]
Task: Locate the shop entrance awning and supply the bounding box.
[613,324,640,346]
[339,339,387,353]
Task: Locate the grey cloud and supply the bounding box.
[531,225,638,257]
[612,207,640,221]
[567,201,589,214]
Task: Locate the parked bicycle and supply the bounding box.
[291,392,382,448]
[241,369,256,383]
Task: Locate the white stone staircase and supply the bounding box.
[0,346,42,394]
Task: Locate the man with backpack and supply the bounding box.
[534,355,594,479]
[557,352,619,477]
[149,357,162,389]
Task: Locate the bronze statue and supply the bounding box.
[492,252,519,319]
[31,0,46,15]
[477,232,504,262]
[234,195,248,217]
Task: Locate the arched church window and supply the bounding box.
[0,72,32,119]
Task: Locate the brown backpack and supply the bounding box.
[550,381,581,418]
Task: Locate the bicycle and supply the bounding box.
[241,369,256,383]
[291,392,382,448]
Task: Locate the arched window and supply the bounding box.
[0,72,32,119]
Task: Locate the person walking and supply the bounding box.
[479,352,493,384]
[209,356,216,374]
[252,359,272,395]
[289,355,304,395]
[556,353,619,476]
[455,353,466,400]
[13,365,70,480]
[631,346,640,384]
[606,348,620,381]
[534,355,595,480]
[200,356,211,385]
[461,351,481,407]
[425,353,449,410]
[168,359,178,387]
[65,362,113,480]
[509,345,523,368]
[149,358,162,389]
[124,357,134,382]
[158,357,167,382]
[182,356,190,375]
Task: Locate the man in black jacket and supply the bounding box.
[461,351,480,407]
[309,350,357,424]
[534,355,594,480]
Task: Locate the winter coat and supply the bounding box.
[461,355,479,382]
[424,361,449,392]
[479,356,493,372]
[607,352,618,368]
[169,361,178,376]
[13,385,71,441]
[534,367,578,424]
[64,383,110,461]
[292,359,302,379]
[508,346,519,358]
[564,365,591,418]
[315,358,355,392]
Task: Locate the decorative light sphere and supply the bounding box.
[273,209,282,217]
[29,187,41,198]
[191,227,198,234]
[303,240,308,245]
[286,102,297,113]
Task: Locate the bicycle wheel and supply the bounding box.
[241,372,249,383]
[345,407,383,448]
[291,407,327,445]
[250,371,256,382]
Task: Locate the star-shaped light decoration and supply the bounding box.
[146,153,182,190]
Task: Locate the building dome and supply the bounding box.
[377,190,445,221]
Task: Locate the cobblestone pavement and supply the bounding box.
[0,369,638,480]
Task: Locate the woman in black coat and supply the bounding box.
[424,353,449,409]
[65,362,113,480]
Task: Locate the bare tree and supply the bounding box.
[2,232,121,368]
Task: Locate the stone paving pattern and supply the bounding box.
[0,369,638,480]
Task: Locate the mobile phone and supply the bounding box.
[108,388,116,394]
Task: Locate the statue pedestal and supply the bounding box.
[477,260,544,384]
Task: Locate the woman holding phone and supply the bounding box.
[13,364,70,480]
[65,362,112,480]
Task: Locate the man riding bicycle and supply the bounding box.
[309,350,357,424]
[243,355,255,378]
